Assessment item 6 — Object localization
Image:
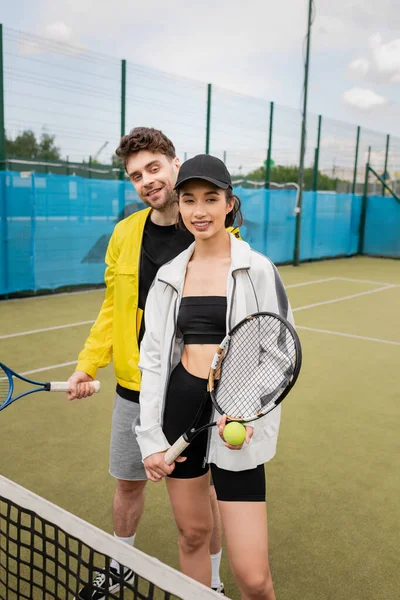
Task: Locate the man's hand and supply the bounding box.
[144,451,186,482]
[66,371,96,401]
[217,414,254,450]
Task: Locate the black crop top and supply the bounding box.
[177,296,227,344]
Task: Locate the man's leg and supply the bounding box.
[110,479,146,577]
[113,479,146,538]
[109,394,148,556]
[78,394,147,600]
[209,484,224,593]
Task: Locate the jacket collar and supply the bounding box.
[158,232,252,289]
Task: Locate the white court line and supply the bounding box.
[0,277,337,339]
[1,288,104,304]
[6,286,398,375]
[293,285,396,312]
[336,277,400,287]
[297,325,400,346]
[2,279,397,339]
[0,321,95,340]
[21,361,78,376]
[285,277,336,288]
[0,361,78,380]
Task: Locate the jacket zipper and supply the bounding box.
[158,279,180,428]
[135,212,149,343]
[203,268,241,467]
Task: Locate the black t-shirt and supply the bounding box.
[138,217,193,312]
[117,215,193,402]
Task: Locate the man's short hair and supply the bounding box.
[115,127,176,169]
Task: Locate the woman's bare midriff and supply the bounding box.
[181,344,219,379]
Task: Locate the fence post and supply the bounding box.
[352,125,360,194]
[30,173,37,292]
[312,114,322,191]
[223,150,227,165]
[120,59,126,139]
[294,0,313,266]
[205,83,212,154]
[0,172,8,294]
[119,59,126,181]
[265,101,274,189]
[0,25,5,172]
[118,59,127,215]
[358,161,370,255]
[382,134,390,197]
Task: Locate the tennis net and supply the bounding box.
[0,475,224,600]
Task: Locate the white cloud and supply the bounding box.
[348,33,400,83]
[18,20,86,57]
[349,58,370,77]
[44,22,74,44]
[369,33,400,81]
[342,88,387,110]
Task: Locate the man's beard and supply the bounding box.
[142,186,177,212]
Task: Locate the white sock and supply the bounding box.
[110,533,136,572]
[210,549,222,588]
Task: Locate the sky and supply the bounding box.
[1,0,400,176]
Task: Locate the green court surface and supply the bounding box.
[1,256,399,600]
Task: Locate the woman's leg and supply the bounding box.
[219,501,275,600]
[166,473,214,586]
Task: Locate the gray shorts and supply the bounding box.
[109,393,147,481]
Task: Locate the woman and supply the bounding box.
[135,154,294,600]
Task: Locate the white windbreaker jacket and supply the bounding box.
[135,233,295,471]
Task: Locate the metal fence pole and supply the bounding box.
[294,0,313,266]
[352,125,360,194]
[383,134,390,197]
[0,25,5,171]
[265,101,274,188]
[119,59,126,183]
[312,114,322,191]
[358,161,370,255]
[205,84,212,154]
[120,59,126,139]
[0,172,8,294]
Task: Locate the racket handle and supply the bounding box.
[49,381,101,393]
[164,436,190,465]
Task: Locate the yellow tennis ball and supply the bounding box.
[223,422,246,445]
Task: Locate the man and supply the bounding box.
[68,128,239,599]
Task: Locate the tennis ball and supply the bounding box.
[223,422,246,446]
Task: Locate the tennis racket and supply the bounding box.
[0,362,101,412]
[164,312,302,465]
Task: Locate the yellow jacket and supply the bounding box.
[77,207,240,391]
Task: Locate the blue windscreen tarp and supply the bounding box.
[0,171,397,296]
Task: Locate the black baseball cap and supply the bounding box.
[174,154,232,190]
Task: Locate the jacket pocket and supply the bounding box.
[113,264,140,385]
[114,265,137,275]
[261,407,281,439]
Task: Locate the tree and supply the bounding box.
[244,164,345,191]
[6,129,61,160]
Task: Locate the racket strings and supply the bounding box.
[214,315,298,420]
[0,367,11,406]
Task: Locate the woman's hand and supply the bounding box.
[217,415,254,450]
[143,451,186,482]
